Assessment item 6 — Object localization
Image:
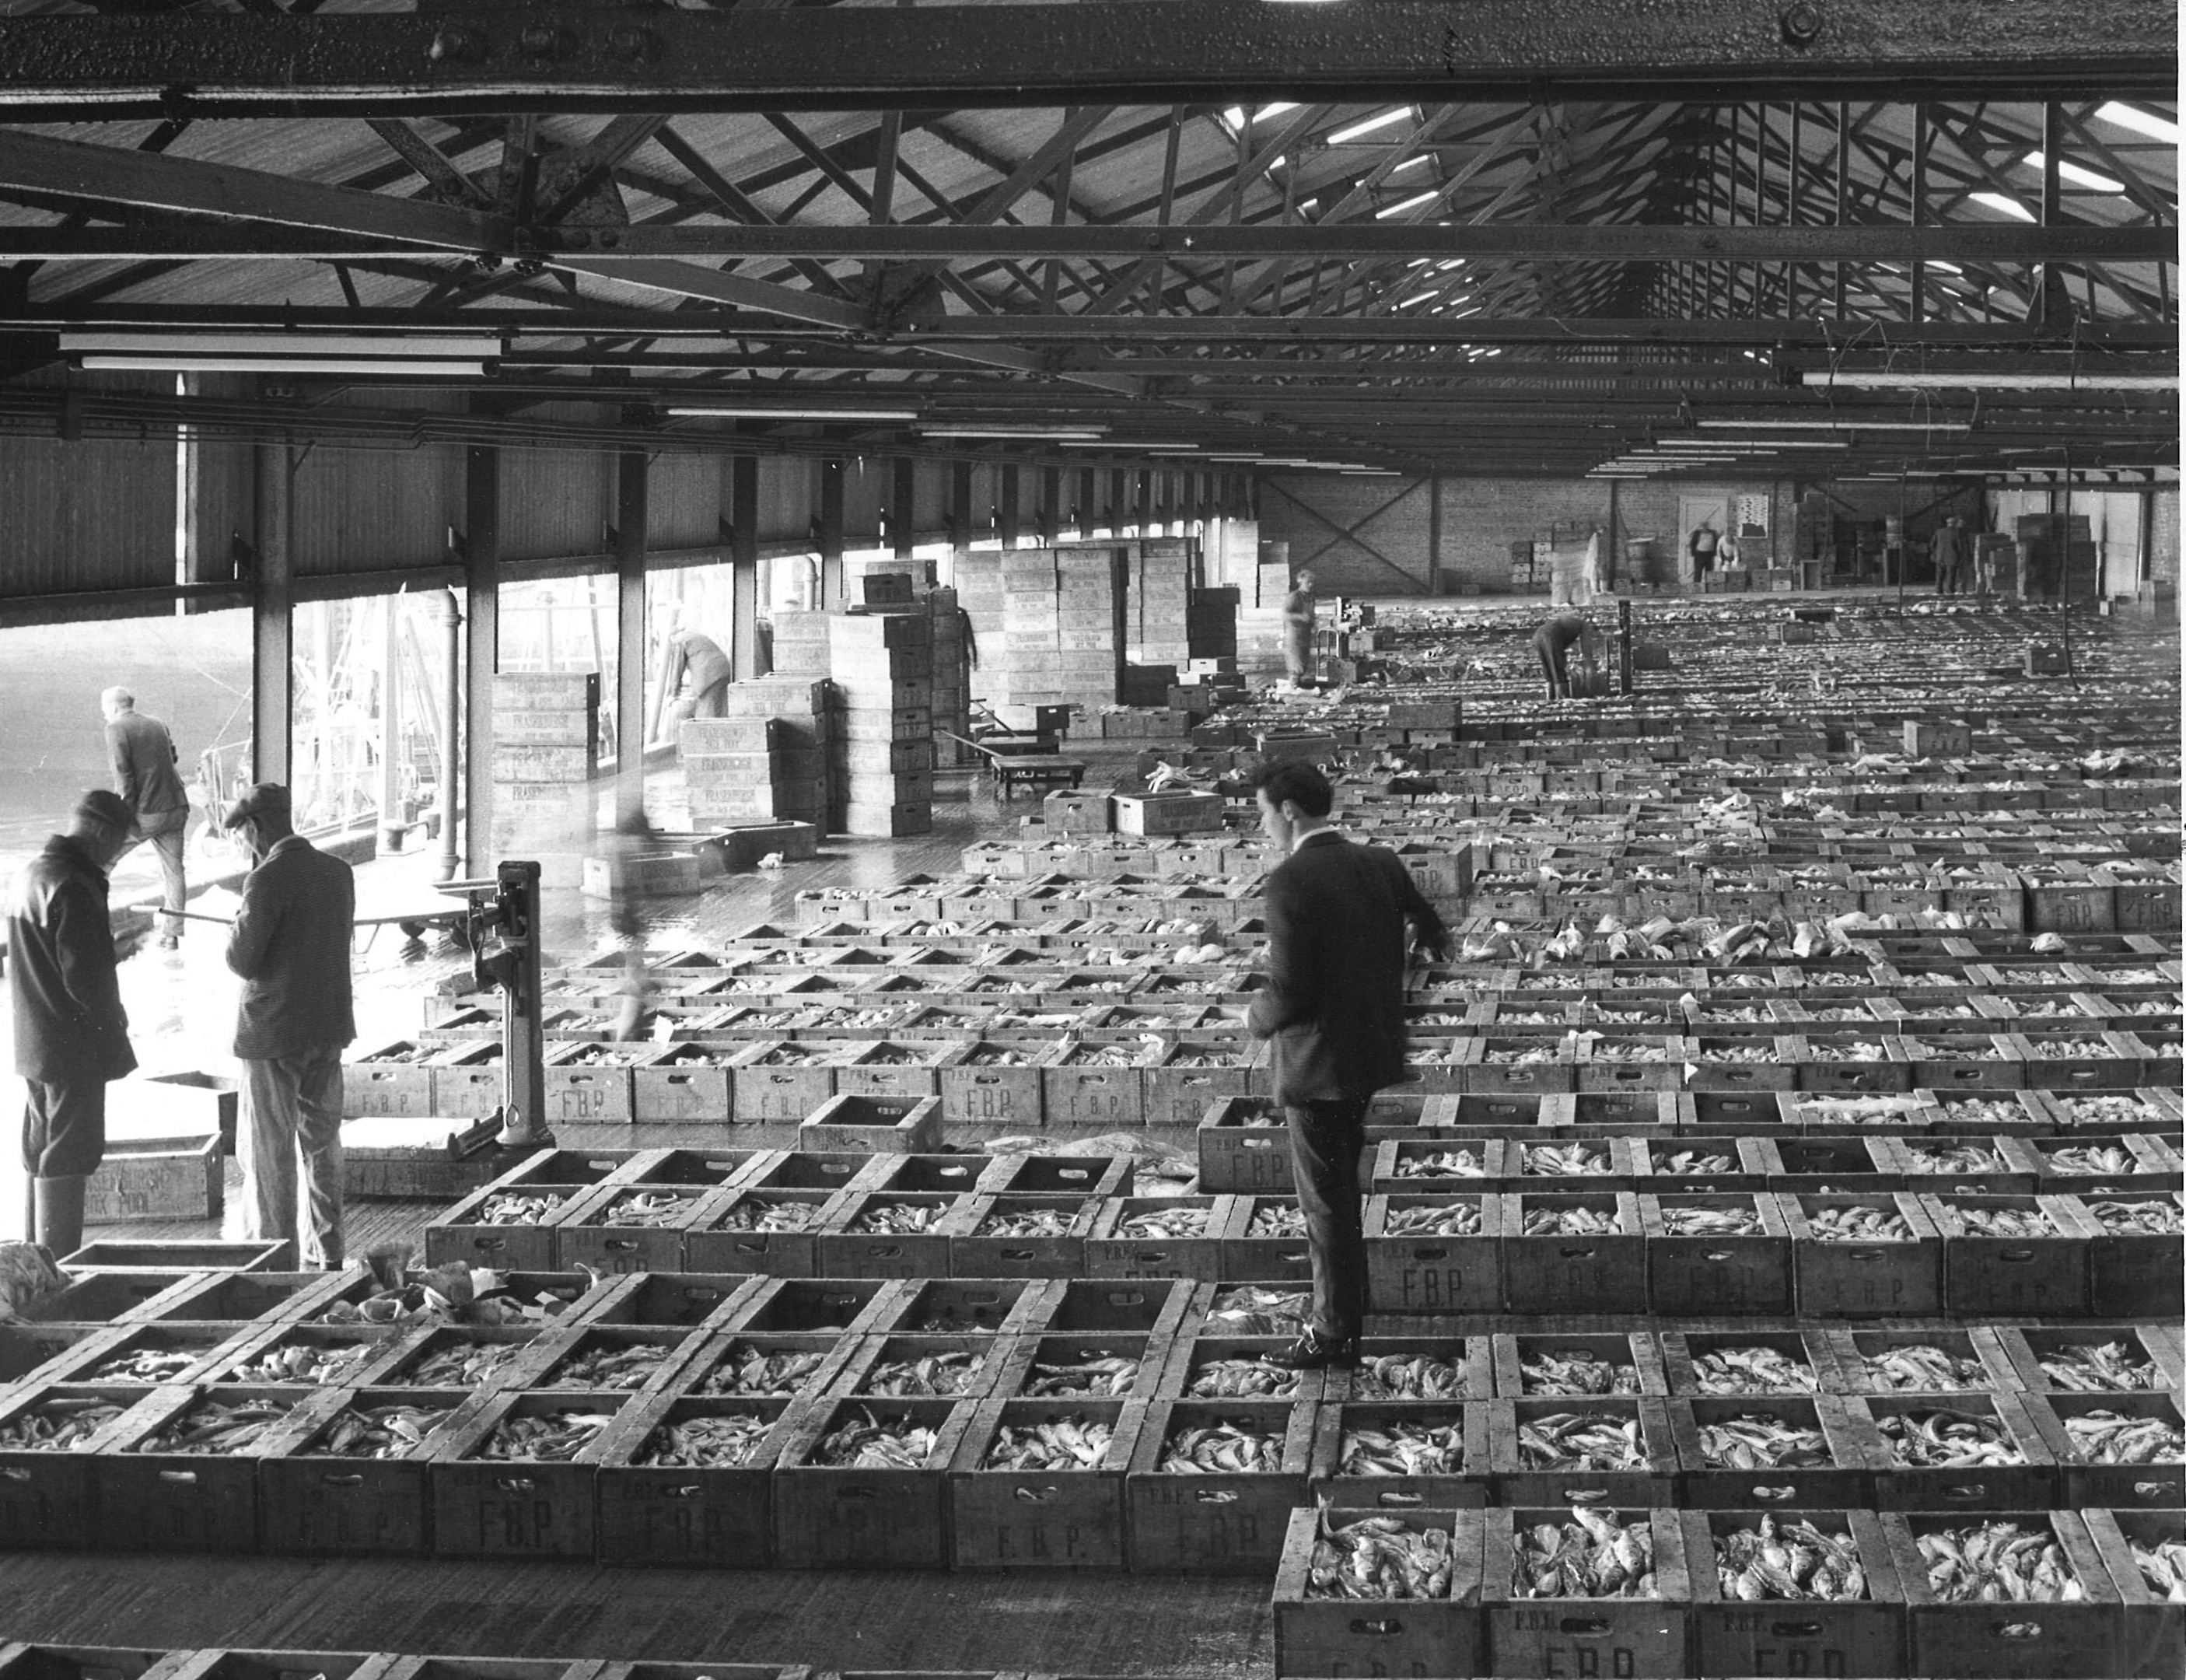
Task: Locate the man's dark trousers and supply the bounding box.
[1287,1091,1373,1342]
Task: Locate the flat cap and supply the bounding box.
[72,789,132,830]
[222,781,291,829]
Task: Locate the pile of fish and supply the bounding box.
[1247,1203,1307,1237]
[1654,1150,1733,1176]
[981,1416,1112,1471]
[1525,1145,1610,1177]
[1714,1514,1869,1601]
[84,1346,208,1384]
[1804,1204,1913,1241]
[546,1342,671,1390]
[2043,1143,2140,1176]
[811,1409,938,1469]
[1875,1409,2025,1468]
[1354,1353,1467,1399]
[717,1199,821,1233]
[1660,1204,1765,1237]
[1512,1507,1658,1598]
[2128,1538,2186,1602]
[406,1339,527,1388]
[861,1351,983,1397]
[1520,1204,1623,1237]
[2089,1199,2182,1234]
[851,1200,950,1235]
[1516,1411,1649,1470]
[1119,1207,1208,1238]
[321,1247,568,1328]
[1340,1419,1465,1476]
[2053,1095,2168,1127]
[474,1192,566,1225]
[976,1206,1076,1237]
[1807,1040,1892,1062]
[639,1412,773,1467]
[1904,1142,2004,1174]
[1937,1098,2037,1127]
[2059,1409,2186,1465]
[966,1045,1036,1067]
[1306,1510,1456,1601]
[226,1339,383,1386]
[701,1343,830,1395]
[0,1398,125,1451]
[1686,1346,1819,1395]
[1483,1044,1560,1065]
[1187,1356,1297,1398]
[1694,1041,1774,1063]
[1950,1204,2055,1237]
[474,1410,614,1461]
[1859,1343,1986,1391]
[134,1398,295,1455]
[1521,1349,1639,1395]
[306,1403,449,1459]
[1068,1044,1145,1068]
[2037,1341,2165,1391]
[1204,1286,1309,1335]
[1023,1351,1139,1398]
[593,1192,692,1229]
[1159,1418,1284,1473]
[1696,1412,1832,1469]
[1384,1202,1481,1236]
[1916,1521,2085,1602]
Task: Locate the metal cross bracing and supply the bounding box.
[0,75,2173,481]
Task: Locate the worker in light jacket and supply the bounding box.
[1282,569,1318,687]
[1246,761,1450,1368]
[223,782,355,1270]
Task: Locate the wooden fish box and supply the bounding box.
[554,1185,716,1276]
[425,1181,596,1273]
[1125,1395,1317,1575]
[1683,1507,1904,1678]
[1994,1322,2183,1395]
[1029,1278,1199,1340]
[258,1385,468,1556]
[1666,1393,1875,1509]
[871,1278,1048,1341]
[1044,1048,1149,1129]
[1500,1192,1648,1315]
[61,1239,287,1276]
[1144,1043,1262,1129]
[940,1043,1049,1129]
[1640,1192,1795,1316]
[799,1094,943,1155]
[771,1395,978,1568]
[1919,1192,2095,1316]
[590,1391,804,1568]
[729,1041,838,1122]
[1218,1198,1315,1285]
[1492,1332,1669,1400]
[682,1186,849,1278]
[96,1383,299,1552]
[1848,1391,2058,1510]
[84,1134,222,1226]
[1362,1195,1502,1315]
[1369,1137,1511,1195]
[1196,1097,1292,1195]
[1782,1193,1945,1318]
[944,1194,1100,1279]
[1271,1505,1486,1680]
[1656,1328,1845,1397]
[1086,1196,1232,1281]
[1307,1399,1487,1510]
[719,1278,896,1338]
[629,1046,733,1123]
[981,1153,1134,1200]
[341,1041,439,1118]
[1883,1508,2119,1677]
[946,1395,1148,1569]
[2073,1190,2184,1316]
[2022,1388,2186,1508]
[428,1389,631,1558]
[0,1384,142,1549]
[815,1192,963,1279]
[1488,1396,1678,1507]
[2085,1507,2186,1679]
[1482,1506,1692,1678]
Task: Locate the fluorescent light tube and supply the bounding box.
[2095,102,2181,144]
[1803,371,2177,390]
[82,355,484,376]
[1376,191,1440,219]
[63,332,502,359]
[1697,419,1972,432]
[667,407,918,422]
[1327,108,1413,145]
[922,426,1107,438]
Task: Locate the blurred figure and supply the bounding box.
[1532,609,1604,700]
[1932,515,1970,597]
[1687,520,1721,581]
[102,687,188,950]
[667,628,734,718]
[1282,568,1318,687]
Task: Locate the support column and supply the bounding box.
[893,455,917,565]
[1039,467,1062,546]
[250,442,292,786]
[1109,468,1128,537]
[950,459,974,574]
[463,445,501,876]
[731,454,761,681]
[999,464,1022,551]
[819,457,846,610]
[1428,474,1444,595]
[614,446,649,833]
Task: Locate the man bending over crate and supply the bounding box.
[1247,761,1451,1368]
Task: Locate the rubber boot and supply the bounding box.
[31,1174,86,1262]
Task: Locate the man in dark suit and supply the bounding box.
[223,782,356,1269]
[1246,761,1450,1367]
[102,687,190,950]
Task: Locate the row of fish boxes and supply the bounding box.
[793,882,1268,927]
[1464,992,2181,1035]
[960,835,1271,883]
[348,1039,1270,1127]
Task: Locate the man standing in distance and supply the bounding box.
[8,791,138,1257]
[223,783,355,1269]
[1282,568,1318,688]
[1247,761,1450,1367]
[102,688,189,951]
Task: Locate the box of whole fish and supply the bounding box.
[1781,1193,1945,1318]
[1494,1333,1668,1402]
[728,1042,839,1123]
[1002,1333,1167,1402]
[1882,1134,2046,1196]
[1490,1398,1679,1508]
[428,1389,631,1558]
[1309,1400,1485,1510]
[1329,1340,1494,1407]
[1042,1042,1151,1129]
[519,1325,710,1397]
[2028,1131,2183,1192]
[946,1395,1150,1569]
[1918,1192,2097,1317]
[684,1189,852,1279]
[771,1396,978,1569]
[944,1195,1100,1279]
[1639,1138,1773,1195]
[2073,1189,2184,1315]
[2081,1507,2185,1677]
[1271,1506,1485,1680]
[1639,1192,1795,1317]
[1516,1137,1652,1190]
[1667,1395,1876,1509]
[1142,1041,1264,1129]
[676,1331,860,1403]
[194,1323,417,1391]
[34,1322,260,1390]
[539,1041,646,1124]
[1361,1194,1502,1315]
[1219,1198,1314,1285]
[424,1183,600,1275]
[874,1278,1048,1339]
[721,1279,895,1339]
[1993,1325,2182,1396]
[0,1325,137,1388]
[1501,1192,1649,1315]
[1483,1506,1692,1678]
[1826,1329,2021,1400]
[1657,1331,1840,1398]
[0,1384,142,1549]
[1160,1338,1316,1407]
[1368,1136,1509,1195]
[629,1044,733,1122]
[95,1384,307,1552]
[1124,1395,1317,1575]
[938,1042,1048,1130]
[2020,1390,2186,1507]
[367,1325,550,1395]
[1681,1507,1905,1679]
[1895,1033,2030,1094]
[589,1390,806,1568]
[1848,1392,2058,1510]
[257,1386,468,1556]
[830,1334,1016,1403]
[554,1186,719,1276]
[1085,1198,1233,1282]
[1880,1510,2121,1678]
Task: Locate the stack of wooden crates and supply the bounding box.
[491,671,598,885]
[827,611,935,838]
[999,546,1119,713]
[925,586,974,766]
[677,677,829,832]
[1125,539,1192,670]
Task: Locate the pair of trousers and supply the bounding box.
[23,1077,105,1178]
[1285,1091,1374,1342]
[119,810,187,940]
[240,1050,345,1268]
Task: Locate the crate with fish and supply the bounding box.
[1125,1394,1317,1575]
[1456,1038,1571,1097]
[676,1330,859,1403]
[1513,1137,1650,1192]
[1827,1328,2021,1400]
[815,1191,964,1280]
[517,1325,712,1397]
[1574,1034,1692,1095]
[1659,1332,1841,1399]
[356,1324,544,1395]
[1636,1138,1772,1195]
[1362,1194,1502,1316]
[1188,1282,1315,1342]
[981,1151,1135,1200]
[424,1181,603,1274]
[1084,1196,1231,1281]
[1674,1035,1794,1095]
[1893,1032,2028,1094]
[2036,1089,2184,1135]
[1489,1397,1679,1507]
[555,1185,721,1276]
[1501,1192,1648,1315]
[1782,1192,1945,1318]
[1879,1133,2046,1195]
[1142,1041,1265,1129]
[719,1278,897,1338]
[1000,1333,1167,1402]
[627,1045,733,1123]
[591,1391,806,1568]
[1038,1041,1154,1129]
[1667,1394,1876,1509]
[96,1384,313,1552]
[1756,1136,1901,1195]
[1493,1334,1669,1402]
[2082,1507,2186,1678]
[828,1044,953,1105]
[873,1278,1048,1339]
[1159,1337,1319,1405]
[341,1040,442,1118]
[937,1041,1051,1129]
[257,1385,469,1556]
[2016,1028,2153,1090]
[2028,1131,2183,1194]
[771,1395,978,1568]
[946,1395,1150,1570]
[1640,1192,1796,1316]
[1881,1510,2120,1678]
[0,1322,128,1387]
[1482,1505,1692,1679]
[0,1384,146,1549]
[1310,1399,1488,1510]
[1271,1505,1486,1680]
[1218,1197,1315,1285]
[943,1195,1099,1279]
[1681,1507,1906,1679]
[33,1322,265,1391]
[428,1388,631,1558]
[1848,1391,2058,1510]
[1996,1325,2181,1398]
[1919,1192,2097,1316]
[2020,1389,2186,1507]
[829,1333,1019,1403]
[1028,1277,1198,1341]
[1366,1137,1510,1195]
[728,1042,840,1123]
[684,1187,853,1279]
[538,1041,651,1125]
[1789,1033,1915,1096]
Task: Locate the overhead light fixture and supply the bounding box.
[1697,419,1973,432]
[666,406,918,422]
[2023,150,2127,194]
[1658,438,1851,450]
[1968,191,2038,223]
[1391,155,1430,173]
[1802,371,2177,391]
[82,355,484,376]
[62,331,502,359]
[1375,191,1440,219]
[921,425,1108,439]
[1327,107,1414,145]
[2095,102,2181,145]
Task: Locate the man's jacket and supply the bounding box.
[226,835,356,1060]
[9,835,135,1083]
[107,710,187,820]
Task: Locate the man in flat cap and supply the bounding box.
[223,782,355,1269]
[8,790,139,1257]
[101,687,190,951]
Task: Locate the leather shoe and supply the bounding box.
[1274,1330,1357,1370]
[156,935,180,951]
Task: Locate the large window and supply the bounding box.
[499,573,619,762]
